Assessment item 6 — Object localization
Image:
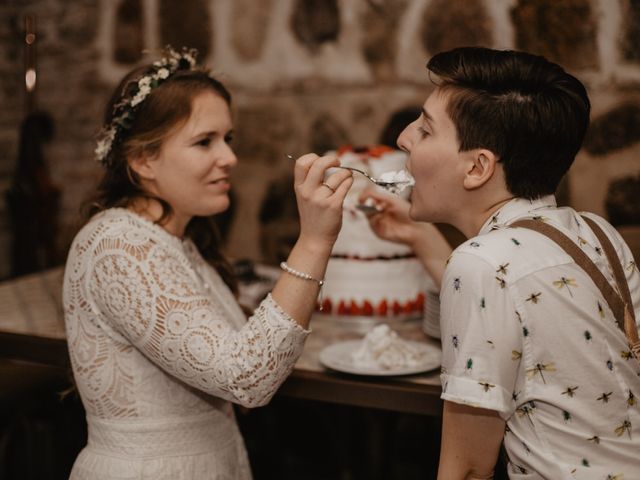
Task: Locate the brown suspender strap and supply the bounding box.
[511,218,639,359]
[581,216,634,316]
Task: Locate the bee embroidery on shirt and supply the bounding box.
[584,330,592,342]
[614,419,632,439]
[516,402,536,425]
[597,301,605,319]
[595,246,602,256]
[480,297,486,309]
[523,326,529,337]
[621,350,633,360]
[526,362,556,383]
[453,277,461,291]
[526,292,542,304]
[511,238,521,246]
[628,391,636,406]
[512,350,522,361]
[479,381,495,392]
[627,260,637,273]
[486,340,495,349]
[597,392,613,403]
[512,390,520,402]
[466,358,473,370]
[581,458,590,467]
[496,263,509,275]
[562,386,579,398]
[562,410,572,422]
[553,276,578,297]
[452,335,459,348]
[606,359,614,371]
[495,276,506,289]
[587,435,600,444]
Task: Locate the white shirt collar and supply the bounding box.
[478,195,557,235]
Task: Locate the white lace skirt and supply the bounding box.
[70,412,252,480]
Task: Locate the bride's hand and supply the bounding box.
[293,153,353,251]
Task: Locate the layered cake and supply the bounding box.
[318,145,437,322]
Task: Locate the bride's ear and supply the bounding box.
[127,151,156,181]
[463,150,498,190]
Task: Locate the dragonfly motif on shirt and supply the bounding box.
[516,402,536,426]
[496,263,509,275]
[526,292,542,304]
[614,419,632,439]
[478,381,496,392]
[627,260,637,273]
[495,276,506,289]
[526,362,556,383]
[561,386,579,398]
[596,392,613,403]
[553,276,577,297]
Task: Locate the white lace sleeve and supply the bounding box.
[85,231,309,408]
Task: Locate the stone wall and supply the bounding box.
[1,0,639,278]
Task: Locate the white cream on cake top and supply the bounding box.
[351,324,427,369]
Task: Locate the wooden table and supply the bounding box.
[0,267,443,416]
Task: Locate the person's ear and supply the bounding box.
[127,151,156,181]
[463,149,498,190]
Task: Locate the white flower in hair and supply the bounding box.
[94,46,200,166]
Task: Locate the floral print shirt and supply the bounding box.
[440,195,640,479]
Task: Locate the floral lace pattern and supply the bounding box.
[63,208,309,479]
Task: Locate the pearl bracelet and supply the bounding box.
[279,261,325,311]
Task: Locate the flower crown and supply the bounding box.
[95,46,199,166]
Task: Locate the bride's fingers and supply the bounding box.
[293,153,318,185]
[303,154,340,188]
[328,174,354,204]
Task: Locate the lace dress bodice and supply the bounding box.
[63,208,310,479]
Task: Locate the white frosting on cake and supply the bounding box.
[319,146,436,318]
[351,324,427,369]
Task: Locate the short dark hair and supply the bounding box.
[427,47,590,199]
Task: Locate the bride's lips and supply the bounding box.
[207,177,231,190]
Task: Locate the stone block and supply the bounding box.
[290,0,340,54]
[159,0,211,58]
[621,0,640,63]
[114,0,143,64]
[511,0,597,70]
[583,103,640,156]
[231,0,273,61]
[361,0,408,81]
[233,106,295,166]
[309,113,350,154]
[422,0,492,55]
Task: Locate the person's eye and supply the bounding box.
[196,138,211,148]
[224,133,234,144]
[417,126,430,138]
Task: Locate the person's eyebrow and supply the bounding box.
[421,107,434,126]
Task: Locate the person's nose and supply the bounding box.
[396,122,415,153]
[219,143,238,170]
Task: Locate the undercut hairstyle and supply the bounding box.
[427,47,590,199]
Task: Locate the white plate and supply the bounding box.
[319,340,441,376]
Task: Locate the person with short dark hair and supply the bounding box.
[363,47,639,479]
[63,47,352,479]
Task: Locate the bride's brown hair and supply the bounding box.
[85,65,237,294]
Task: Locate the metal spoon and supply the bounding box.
[286,154,412,193]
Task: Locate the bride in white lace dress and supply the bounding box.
[63,47,353,480]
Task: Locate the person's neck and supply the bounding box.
[129,198,189,238]
[451,194,515,239]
